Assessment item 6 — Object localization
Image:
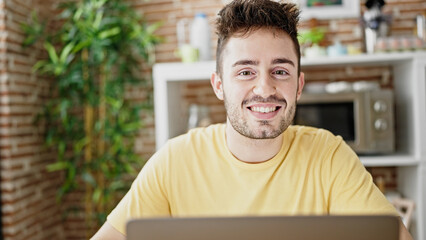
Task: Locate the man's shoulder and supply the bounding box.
[167,123,225,148]
[285,125,354,165]
[150,123,226,167]
[287,125,337,136]
[188,123,226,136]
[287,125,343,146]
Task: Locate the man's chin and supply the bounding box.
[253,131,282,139]
[227,115,290,140]
[242,124,284,139]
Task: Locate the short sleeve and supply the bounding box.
[327,141,398,216]
[106,145,171,235]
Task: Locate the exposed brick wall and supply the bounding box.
[0,0,424,240]
[0,0,66,239]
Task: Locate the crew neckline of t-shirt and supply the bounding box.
[218,124,294,171]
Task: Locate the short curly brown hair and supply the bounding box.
[216,0,301,77]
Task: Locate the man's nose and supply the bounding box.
[252,75,276,98]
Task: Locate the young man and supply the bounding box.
[92,0,412,239]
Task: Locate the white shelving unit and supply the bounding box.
[153,51,426,240]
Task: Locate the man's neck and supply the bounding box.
[225,122,284,163]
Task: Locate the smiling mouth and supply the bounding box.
[248,106,282,113]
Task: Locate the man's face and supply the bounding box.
[211,28,304,139]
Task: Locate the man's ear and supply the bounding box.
[296,72,305,101]
[211,72,224,100]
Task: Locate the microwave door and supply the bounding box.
[294,101,356,143]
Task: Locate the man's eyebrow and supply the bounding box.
[272,58,295,67]
[232,60,259,67]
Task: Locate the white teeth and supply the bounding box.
[251,106,277,113]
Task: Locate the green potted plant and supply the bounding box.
[298,27,326,58]
[22,0,161,235]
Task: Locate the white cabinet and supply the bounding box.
[153,51,426,240]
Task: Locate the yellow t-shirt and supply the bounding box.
[107,124,397,234]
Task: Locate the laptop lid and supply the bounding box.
[126,215,399,240]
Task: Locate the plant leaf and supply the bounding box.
[98,27,120,39]
[32,60,49,73]
[47,161,68,172]
[93,11,103,30]
[93,187,102,203]
[43,42,59,64]
[59,42,75,64]
[73,8,83,21]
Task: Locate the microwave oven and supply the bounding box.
[294,89,395,154]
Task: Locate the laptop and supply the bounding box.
[126,215,399,240]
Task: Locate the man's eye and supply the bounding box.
[274,70,287,75]
[239,71,253,76]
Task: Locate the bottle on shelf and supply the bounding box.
[187,104,211,130]
[190,13,211,61]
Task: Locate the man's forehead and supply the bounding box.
[222,29,297,63]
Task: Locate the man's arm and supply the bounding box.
[399,218,413,240]
[91,221,125,240]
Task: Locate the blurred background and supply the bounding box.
[0,0,425,239]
